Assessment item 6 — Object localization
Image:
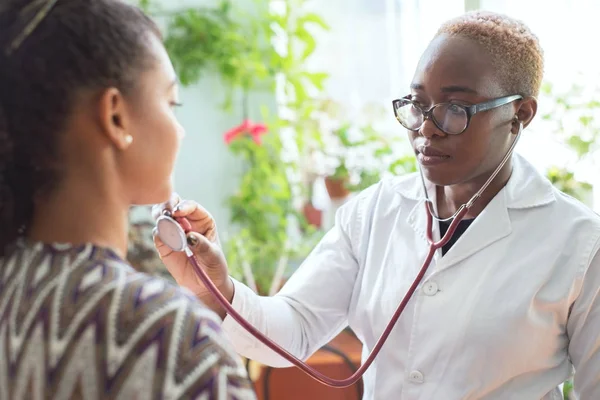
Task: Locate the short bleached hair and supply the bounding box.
[436,10,544,98]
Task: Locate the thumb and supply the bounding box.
[186,232,226,269]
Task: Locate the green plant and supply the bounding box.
[223,119,321,294]
[539,77,599,204]
[138,0,415,292]
[220,0,331,293]
[546,166,592,201]
[140,0,330,294]
[540,79,600,160]
[140,0,272,109]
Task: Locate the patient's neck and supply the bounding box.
[28,176,129,259]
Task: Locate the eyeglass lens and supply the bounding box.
[394,100,468,135]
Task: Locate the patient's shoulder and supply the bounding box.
[0,241,256,399]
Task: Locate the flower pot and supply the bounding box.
[324,176,350,199]
[302,202,322,228]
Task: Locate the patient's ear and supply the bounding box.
[96,87,134,150]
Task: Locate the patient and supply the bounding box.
[0,0,255,398]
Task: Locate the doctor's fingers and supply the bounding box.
[186,232,226,269]
[152,224,222,266]
[171,200,217,240]
[152,227,174,258]
[151,192,181,220]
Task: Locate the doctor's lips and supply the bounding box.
[415,145,451,166]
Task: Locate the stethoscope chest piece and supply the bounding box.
[156,215,187,252]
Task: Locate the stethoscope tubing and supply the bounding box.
[163,122,523,387]
[181,203,467,387]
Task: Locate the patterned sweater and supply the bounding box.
[0,240,256,400]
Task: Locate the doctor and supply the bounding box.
[155,11,600,399]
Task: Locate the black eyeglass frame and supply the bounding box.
[392,94,523,135]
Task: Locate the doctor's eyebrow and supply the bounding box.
[410,83,479,95]
[440,85,478,94]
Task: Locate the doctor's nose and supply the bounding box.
[418,118,446,139]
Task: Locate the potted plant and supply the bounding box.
[308,99,417,199]
[223,119,322,295]
[301,176,323,228]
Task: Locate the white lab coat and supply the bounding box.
[222,154,600,400]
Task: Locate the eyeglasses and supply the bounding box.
[392,94,523,135]
[4,0,58,55]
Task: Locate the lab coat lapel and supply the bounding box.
[434,154,555,269]
[406,179,439,246]
[435,187,512,271]
[407,199,432,243]
[398,153,555,272]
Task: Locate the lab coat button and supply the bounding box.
[409,370,424,383]
[423,281,438,296]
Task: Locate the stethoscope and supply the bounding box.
[155,122,523,388]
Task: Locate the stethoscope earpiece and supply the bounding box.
[512,116,523,135]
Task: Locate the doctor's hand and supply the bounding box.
[152,193,234,319]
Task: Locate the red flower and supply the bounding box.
[224,119,268,145]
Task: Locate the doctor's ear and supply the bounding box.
[513,96,538,132]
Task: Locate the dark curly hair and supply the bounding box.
[0,0,161,255]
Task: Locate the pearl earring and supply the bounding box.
[124,135,133,146]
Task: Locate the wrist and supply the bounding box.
[198,277,234,320]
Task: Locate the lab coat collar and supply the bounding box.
[392,153,556,209]
[398,153,556,269]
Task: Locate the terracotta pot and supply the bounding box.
[302,202,322,228]
[324,176,350,199]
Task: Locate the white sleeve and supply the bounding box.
[568,244,600,399]
[221,192,369,367]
